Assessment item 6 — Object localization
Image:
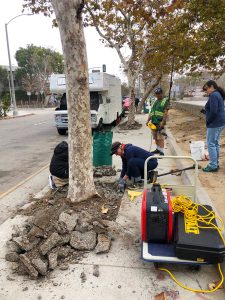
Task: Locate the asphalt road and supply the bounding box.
[0,110,66,195]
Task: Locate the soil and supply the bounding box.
[6,167,123,279]
[19,180,122,222]
[118,120,142,130]
[167,108,225,223]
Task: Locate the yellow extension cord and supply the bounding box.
[158,194,225,293]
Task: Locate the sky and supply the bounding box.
[0,0,123,79]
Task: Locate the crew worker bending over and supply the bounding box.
[146,87,169,155]
[111,142,158,192]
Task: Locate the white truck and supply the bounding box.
[50,71,123,135]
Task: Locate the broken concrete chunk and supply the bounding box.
[60,212,78,232]
[48,252,58,270]
[27,226,45,240]
[57,245,72,258]
[32,258,48,276]
[70,230,97,250]
[6,241,22,253]
[19,254,38,279]
[75,221,93,233]
[95,234,111,254]
[58,234,71,245]
[5,252,19,262]
[39,232,61,255]
[13,236,40,252]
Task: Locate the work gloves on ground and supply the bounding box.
[117,178,126,192]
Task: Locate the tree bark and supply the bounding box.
[137,76,162,114]
[51,0,97,202]
[126,70,136,126]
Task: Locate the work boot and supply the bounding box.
[127,181,144,190]
[202,165,218,172]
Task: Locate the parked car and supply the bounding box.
[122,97,130,111]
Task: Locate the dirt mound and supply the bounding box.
[167,108,225,223]
[5,167,123,279]
[118,120,142,130]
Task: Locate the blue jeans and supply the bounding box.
[207,125,225,169]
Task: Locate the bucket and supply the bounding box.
[189,141,205,161]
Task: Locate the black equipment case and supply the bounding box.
[142,184,173,243]
[175,205,225,263]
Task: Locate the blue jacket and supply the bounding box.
[121,144,157,178]
[205,90,225,128]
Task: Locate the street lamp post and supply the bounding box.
[5,14,32,117]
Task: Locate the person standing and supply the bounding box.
[202,80,225,172]
[146,88,169,155]
[110,141,158,191]
[135,97,140,112]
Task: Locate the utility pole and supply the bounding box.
[5,14,33,117]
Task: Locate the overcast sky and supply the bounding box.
[0,0,122,78]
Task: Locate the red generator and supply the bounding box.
[142,183,173,243]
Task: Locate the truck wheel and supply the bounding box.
[57,129,67,135]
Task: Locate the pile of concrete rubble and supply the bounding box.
[5,210,111,279]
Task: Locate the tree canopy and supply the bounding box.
[15,44,64,95]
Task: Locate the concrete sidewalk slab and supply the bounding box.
[0,114,224,299]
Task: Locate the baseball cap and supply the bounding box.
[154,87,163,94]
[110,141,121,155]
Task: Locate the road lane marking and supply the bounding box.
[0,163,49,200]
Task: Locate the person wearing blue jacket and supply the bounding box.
[110,142,158,191]
[202,80,225,172]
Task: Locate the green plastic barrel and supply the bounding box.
[92,131,113,167]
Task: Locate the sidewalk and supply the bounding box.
[6,107,55,118]
[0,114,224,300]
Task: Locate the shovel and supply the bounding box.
[148,164,201,183]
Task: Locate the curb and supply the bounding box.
[0,113,35,121]
[166,127,225,274]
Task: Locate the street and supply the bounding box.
[0,110,65,195]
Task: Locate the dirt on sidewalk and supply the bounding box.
[5,166,123,279]
[167,108,225,223]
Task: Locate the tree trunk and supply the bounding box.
[127,71,136,126]
[137,76,162,114]
[51,0,97,202]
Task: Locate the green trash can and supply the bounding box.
[92,131,113,167]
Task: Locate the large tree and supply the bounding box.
[84,0,167,126]
[15,44,64,102]
[23,0,97,202]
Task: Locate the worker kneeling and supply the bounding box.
[111,142,158,192]
[49,141,69,188]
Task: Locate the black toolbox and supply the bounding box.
[175,205,225,263]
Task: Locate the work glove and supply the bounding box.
[117,177,123,183]
[200,109,206,114]
[117,178,126,192]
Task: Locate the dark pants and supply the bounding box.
[126,157,157,179]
